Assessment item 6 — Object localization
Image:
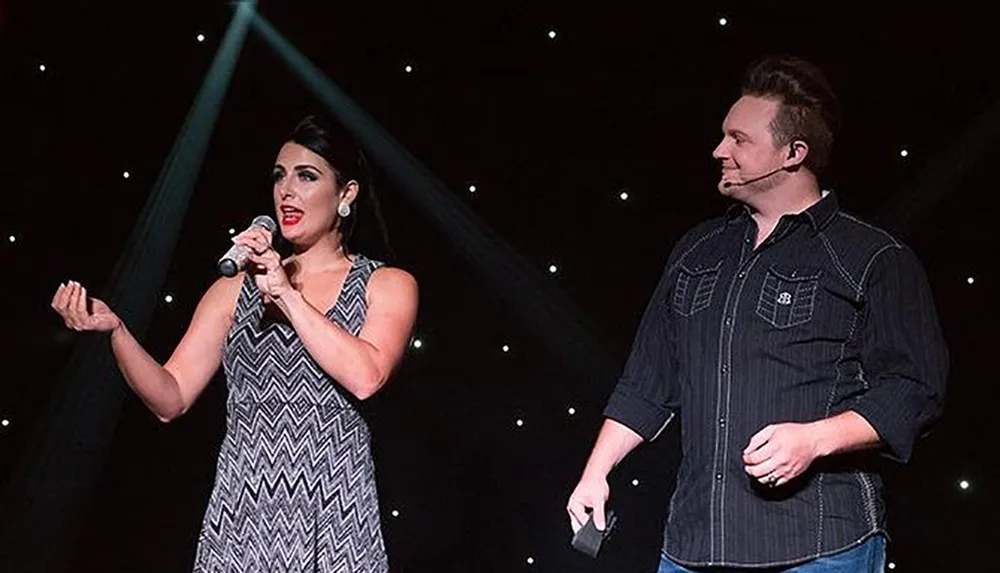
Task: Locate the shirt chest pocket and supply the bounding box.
[672,260,723,317]
[755,265,822,328]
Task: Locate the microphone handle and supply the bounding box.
[218,216,277,277]
[218,243,250,277]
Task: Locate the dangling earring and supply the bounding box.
[338,202,351,217]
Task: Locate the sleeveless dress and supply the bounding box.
[193,254,389,572]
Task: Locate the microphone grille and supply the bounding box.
[251,215,277,233]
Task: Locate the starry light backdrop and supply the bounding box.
[0,2,995,572]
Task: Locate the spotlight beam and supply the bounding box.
[248,13,620,388]
[0,3,257,571]
[879,97,1000,238]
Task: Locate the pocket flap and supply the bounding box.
[766,264,822,282]
[678,259,724,276]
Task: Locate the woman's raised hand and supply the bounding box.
[51,281,122,333]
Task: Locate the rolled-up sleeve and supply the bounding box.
[850,245,949,463]
[603,260,682,442]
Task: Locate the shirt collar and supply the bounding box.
[725,189,839,233]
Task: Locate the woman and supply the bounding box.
[50,116,418,572]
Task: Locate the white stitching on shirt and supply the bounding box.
[668,226,727,276]
[858,244,901,298]
[650,411,675,441]
[713,252,761,563]
[817,310,861,554]
[817,231,860,293]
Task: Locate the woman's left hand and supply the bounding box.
[232,227,294,301]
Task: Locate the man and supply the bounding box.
[567,55,948,572]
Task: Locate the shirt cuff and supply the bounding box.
[603,383,675,442]
[848,390,926,463]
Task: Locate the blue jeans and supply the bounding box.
[657,535,886,572]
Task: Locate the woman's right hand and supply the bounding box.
[51,281,122,333]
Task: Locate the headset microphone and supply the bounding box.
[722,165,788,188]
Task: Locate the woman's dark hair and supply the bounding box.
[741,55,841,176]
[284,115,395,263]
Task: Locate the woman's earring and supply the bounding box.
[338,202,351,217]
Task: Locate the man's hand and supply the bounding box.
[742,422,821,487]
[567,473,610,534]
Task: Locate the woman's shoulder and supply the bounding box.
[199,272,246,315]
[366,262,418,301]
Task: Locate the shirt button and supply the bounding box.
[721,365,728,373]
[719,418,726,426]
[738,272,745,279]
[724,317,732,326]
[716,473,723,480]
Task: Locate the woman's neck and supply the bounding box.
[290,233,350,275]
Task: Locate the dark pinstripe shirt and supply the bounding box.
[604,191,948,567]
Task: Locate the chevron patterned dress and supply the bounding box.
[193,254,389,572]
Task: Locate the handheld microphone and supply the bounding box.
[217,215,278,277]
[722,166,788,188]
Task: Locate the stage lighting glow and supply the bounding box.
[404,64,413,73]
[527,557,535,565]
[632,478,640,486]
[960,480,970,490]
[888,563,896,570]
[967,277,975,285]
[228,228,236,235]
[164,294,174,304]
[619,191,629,201]
[197,33,206,43]
[391,509,400,517]
[412,338,423,349]
[719,17,728,26]
[547,30,557,39]
[1,419,9,427]
[900,148,909,157]
[39,64,46,72]
[123,171,130,179]
[516,419,524,427]
[568,407,576,415]
[468,184,476,193]
[502,344,510,353]
[548,264,558,274]
[8,235,15,243]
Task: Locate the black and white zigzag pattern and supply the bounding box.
[193,254,389,572]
